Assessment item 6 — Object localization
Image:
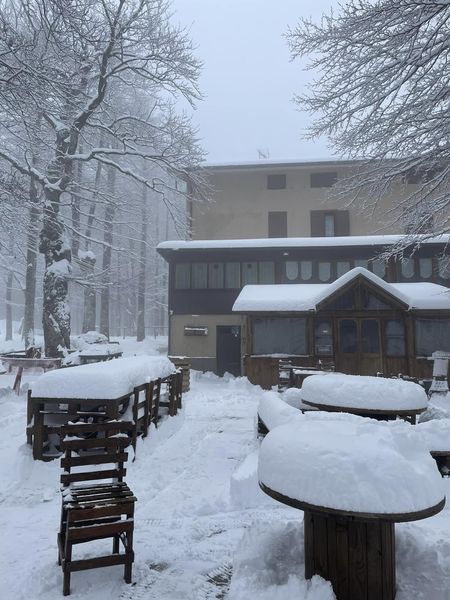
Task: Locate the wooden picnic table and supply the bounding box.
[78,350,123,365]
[0,355,61,394]
[259,419,445,600]
[301,399,424,424]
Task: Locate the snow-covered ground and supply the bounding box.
[1,339,450,599]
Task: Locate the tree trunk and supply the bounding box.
[71,143,83,258]
[39,187,71,357]
[136,187,148,341]
[23,172,40,348]
[99,165,116,338]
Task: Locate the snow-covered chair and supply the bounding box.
[57,421,136,595]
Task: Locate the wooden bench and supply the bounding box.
[1,355,61,394]
[57,421,136,595]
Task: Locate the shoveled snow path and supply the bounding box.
[0,373,290,600]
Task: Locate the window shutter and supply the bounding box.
[310,211,324,237]
[335,210,350,236]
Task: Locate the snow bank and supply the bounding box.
[301,373,428,411]
[259,420,445,515]
[31,355,175,399]
[230,449,275,509]
[228,520,336,600]
[258,391,303,431]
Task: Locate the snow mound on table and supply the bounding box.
[228,520,335,600]
[282,387,319,410]
[301,373,428,411]
[416,419,450,452]
[258,391,303,431]
[259,420,445,515]
[31,355,175,399]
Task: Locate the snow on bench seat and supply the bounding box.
[259,419,445,515]
[31,355,175,400]
[301,373,428,412]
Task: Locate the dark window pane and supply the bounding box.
[242,262,258,285]
[362,320,380,354]
[267,174,286,189]
[315,320,333,355]
[192,263,207,289]
[253,318,307,355]
[208,263,224,288]
[339,319,357,353]
[310,172,338,188]
[327,289,355,310]
[362,289,390,310]
[268,211,287,237]
[175,264,190,289]
[386,319,406,357]
[415,319,450,355]
[259,261,275,284]
[225,262,240,288]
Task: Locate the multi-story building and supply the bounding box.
[158,159,450,379]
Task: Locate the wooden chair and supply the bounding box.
[57,421,137,596]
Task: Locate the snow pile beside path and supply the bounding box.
[230,449,276,509]
[301,373,428,411]
[31,355,174,399]
[258,391,303,431]
[259,420,445,515]
[228,520,335,600]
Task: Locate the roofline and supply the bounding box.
[194,158,364,173]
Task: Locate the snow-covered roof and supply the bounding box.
[232,267,450,312]
[157,233,450,252]
[198,157,355,171]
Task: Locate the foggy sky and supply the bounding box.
[173,0,335,163]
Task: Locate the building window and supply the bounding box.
[310,171,338,188]
[339,319,357,353]
[419,258,432,279]
[253,317,307,355]
[267,174,286,190]
[259,261,275,284]
[318,261,331,282]
[415,318,450,356]
[386,320,406,357]
[208,262,224,288]
[361,319,380,354]
[310,210,349,236]
[401,258,415,279]
[315,320,333,355]
[242,262,258,285]
[336,261,351,278]
[300,261,313,281]
[225,262,240,289]
[175,263,190,289]
[268,211,287,237]
[324,214,335,237]
[354,259,368,269]
[285,261,299,281]
[192,263,207,289]
[438,257,450,279]
[372,259,386,278]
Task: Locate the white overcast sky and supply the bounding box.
[172,0,335,163]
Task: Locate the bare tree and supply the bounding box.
[0,0,204,356]
[287,0,450,242]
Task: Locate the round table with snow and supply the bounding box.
[258,419,445,600]
[300,373,428,424]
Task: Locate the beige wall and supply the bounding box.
[191,165,412,240]
[170,314,245,371]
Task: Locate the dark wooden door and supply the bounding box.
[336,318,382,375]
[216,326,241,376]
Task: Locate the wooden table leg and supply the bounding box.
[13,366,23,395]
[33,402,44,460]
[304,510,395,600]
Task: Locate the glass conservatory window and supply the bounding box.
[253,318,307,355]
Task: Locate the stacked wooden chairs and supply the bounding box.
[57,421,137,595]
[160,370,183,416]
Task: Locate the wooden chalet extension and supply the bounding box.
[233,267,450,389]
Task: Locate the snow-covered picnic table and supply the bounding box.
[259,419,445,599]
[28,355,175,459]
[301,373,428,423]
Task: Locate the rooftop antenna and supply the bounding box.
[257,148,270,159]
